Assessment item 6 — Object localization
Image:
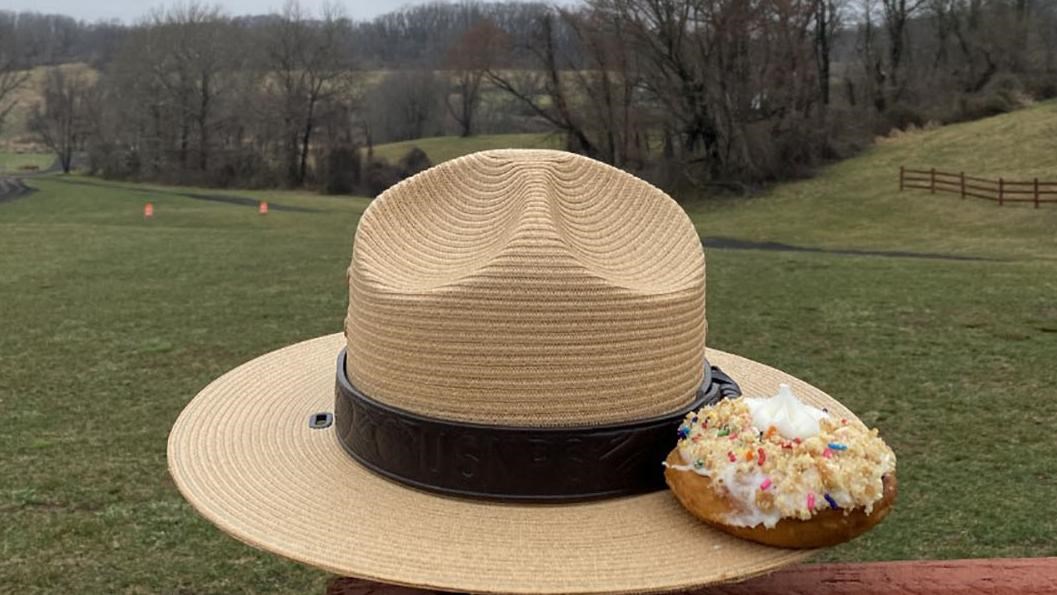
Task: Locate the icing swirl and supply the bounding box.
[744,383,828,440]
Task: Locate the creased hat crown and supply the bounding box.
[344,149,706,427]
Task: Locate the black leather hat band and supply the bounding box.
[333,349,741,502]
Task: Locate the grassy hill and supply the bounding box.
[0,151,52,173]
[688,100,1057,261]
[369,132,560,165]
[1,106,1056,591]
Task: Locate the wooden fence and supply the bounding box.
[899,166,1057,207]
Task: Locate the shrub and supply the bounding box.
[954,74,1032,122]
[1023,73,1057,100]
[957,93,1017,121]
[321,145,361,195]
[365,70,446,143]
[880,103,926,133]
[397,147,432,178]
[363,147,435,197]
[365,159,404,197]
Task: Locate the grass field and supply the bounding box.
[0,152,53,173]
[370,132,559,165]
[2,105,1057,593]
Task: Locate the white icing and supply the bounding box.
[677,445,783,528]
[715,464,782,528]
[744,383,828,440]
[663,461,694,472]
[829,488,852,509]
[674,447,710,476]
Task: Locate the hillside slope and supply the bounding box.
[690,101,1057,260]
[370,133,559,165]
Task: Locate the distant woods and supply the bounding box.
[1,0,1056,195]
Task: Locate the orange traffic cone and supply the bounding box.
[258,201,269,215]
[144,202,154,218]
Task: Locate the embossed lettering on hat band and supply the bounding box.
[333,349,741,502]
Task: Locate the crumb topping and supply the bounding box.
[670,396,896,528]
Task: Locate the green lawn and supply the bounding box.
[370,132,559,165]
[2,106,1057,593]
[0,152,53,173]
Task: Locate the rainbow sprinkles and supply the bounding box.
[667,384,896,529]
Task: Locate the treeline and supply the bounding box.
[0,11,127,68]
[515,0,1057,188]
[0,3,555,69]
[2,0,1057,196]
[357,1,569,67]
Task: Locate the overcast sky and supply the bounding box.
[1,0,577,23]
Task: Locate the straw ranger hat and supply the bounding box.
[169,150,859,593]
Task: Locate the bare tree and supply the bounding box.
[814,0,844,106]
[857,0,927,111]
[855,0,889,112]
[29,68,91,173]
[146,3,237,173]
[487,11,598,158]
[359,1,552,68]
[260,0,355,186]
[99,24,170,177]
[367,69,446,143]
[580,0,828,182]
[563,7,645,167]
[881,0,929,96]
[931,0,1018,93]
[444,18,505,137]
[0,19,30,137]
[91,5,259,183]
[584,1,735,177]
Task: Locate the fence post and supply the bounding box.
[1034,178,1040,209]
[930,168,936,194]
[899,166,904,192]
[998,177,1004,206]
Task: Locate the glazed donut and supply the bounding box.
[664,384,897,548]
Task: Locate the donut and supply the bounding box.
[663,384,897,548]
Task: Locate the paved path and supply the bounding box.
[46,177,320,213]
[0,156,59,203]
[1,174,316,213]
[0,176,35,203]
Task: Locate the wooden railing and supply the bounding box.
[327,557,1057,595]
[900,166,1057,207]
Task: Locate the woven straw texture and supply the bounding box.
[345,150,706,427]
[166,333,859,594]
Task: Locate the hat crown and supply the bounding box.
[345,149,706,427]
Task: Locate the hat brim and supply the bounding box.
[168,334,854,594]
